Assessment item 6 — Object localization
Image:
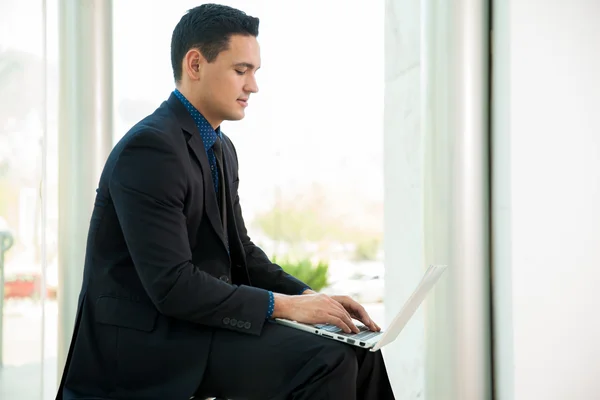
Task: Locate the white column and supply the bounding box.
[57,0,113,377]
[490,0,514,399]
[383,0,425,397]
[493,1,600,399]
[422,0,492,399]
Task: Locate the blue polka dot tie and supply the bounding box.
[173,89,220,194]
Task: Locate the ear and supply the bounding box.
[183,49,204,81]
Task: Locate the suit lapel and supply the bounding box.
[166,93,228,252]
[220,144,246,266]
[187,134,229,249]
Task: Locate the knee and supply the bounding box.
[320,343,358,379]
[340,346,359,378]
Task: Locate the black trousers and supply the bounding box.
[195,320,396,400]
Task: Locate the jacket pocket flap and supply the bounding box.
[95,296,158,332]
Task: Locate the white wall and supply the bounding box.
[493,1,600,399]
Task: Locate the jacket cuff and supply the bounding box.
[216,285,270,336]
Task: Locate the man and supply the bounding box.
[58,4,395,399]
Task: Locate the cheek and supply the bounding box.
[219,80,244,106]
[210,76,234,96]
[202,81,226,108]
[204,71,242,109]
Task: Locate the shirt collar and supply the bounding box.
[173,89,221,151]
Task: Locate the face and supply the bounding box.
[181,34,260,128]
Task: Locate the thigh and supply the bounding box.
[195,320,355,400]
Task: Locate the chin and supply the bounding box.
[225,111,245,122]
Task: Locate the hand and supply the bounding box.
[330,295,381,332]
[301,290,381,332]
[272,293,360,334]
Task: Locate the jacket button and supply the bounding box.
[219,275,230,283]
[244,322,251,329]
[237,320,245,328]
[223,317,230,325]
[230,318,237,326]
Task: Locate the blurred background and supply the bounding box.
[0,0,599,399]
[0,0,385,398]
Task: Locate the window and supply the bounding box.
[0,0,59,398]
[113,0,385,312]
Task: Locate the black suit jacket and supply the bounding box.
[58,93,308,400]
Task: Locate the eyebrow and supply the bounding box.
[233,62,260,70]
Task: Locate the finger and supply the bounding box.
[352,304,374,328]
[366,316,379,332]
[342,308,357,330]
[329,297,348,314]
[328,316,352,334]
[325,296,359,333]
[331,307,359,334]
[374,321,381,332]
[364,317,381,332]
[328,298,355,325]
[341,299,375,331]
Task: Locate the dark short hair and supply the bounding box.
[170,3,260,82]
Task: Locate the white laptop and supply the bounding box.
[274,264,447,352]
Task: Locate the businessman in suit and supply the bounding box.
[58,4,395,400]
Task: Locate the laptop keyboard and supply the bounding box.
[314,324,382,341]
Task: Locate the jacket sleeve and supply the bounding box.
[109,129,270,335]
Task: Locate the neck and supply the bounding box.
[176,85,222,130]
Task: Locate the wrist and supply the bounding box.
[272,293,291,319]
[301,289,316,295]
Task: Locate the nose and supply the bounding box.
[245,74,259,94]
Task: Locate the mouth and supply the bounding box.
[237,98,249,108]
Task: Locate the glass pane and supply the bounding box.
[0,0,58,398]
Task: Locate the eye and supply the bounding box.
[235,70,246,75]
